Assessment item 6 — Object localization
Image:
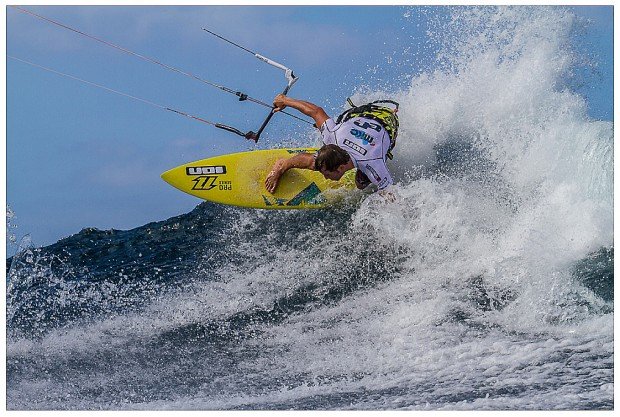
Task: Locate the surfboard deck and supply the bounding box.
[161,148,356,209]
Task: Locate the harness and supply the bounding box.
[336,98,400,159]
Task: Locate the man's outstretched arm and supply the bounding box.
[273,94,330,128]
[265,152,316,193]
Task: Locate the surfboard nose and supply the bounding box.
[160,167,186,192]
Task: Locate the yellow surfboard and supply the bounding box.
[161,148,356,209]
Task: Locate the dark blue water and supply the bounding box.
[6,174,613,410]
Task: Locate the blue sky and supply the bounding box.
[5,5,614,247]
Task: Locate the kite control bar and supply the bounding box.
[203,28,299,142]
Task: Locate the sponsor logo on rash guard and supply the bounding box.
[350,128,375,146]
[354,119,382,132]
[343,138,367,155]
[365,164,382,182]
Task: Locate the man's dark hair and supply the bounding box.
[315,144,351,171]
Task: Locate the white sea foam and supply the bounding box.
[223,5,613,409]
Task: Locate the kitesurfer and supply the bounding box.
[265,94,399,198]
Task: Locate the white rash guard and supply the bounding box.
[319,117,394,190]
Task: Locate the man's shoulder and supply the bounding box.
[319,118,338,133]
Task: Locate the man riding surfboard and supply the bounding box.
[265,94,399,199]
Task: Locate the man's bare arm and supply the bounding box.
[265,152,316,193]
[273,94,330,128]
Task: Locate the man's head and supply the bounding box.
[314,144,352,180]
